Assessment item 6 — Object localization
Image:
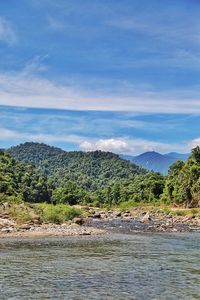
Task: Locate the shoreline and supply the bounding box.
[0,222,106,239]
[1,206,200,239]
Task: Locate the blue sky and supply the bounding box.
[0,0,199,154]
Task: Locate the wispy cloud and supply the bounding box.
[107,9,200,46]
[0,16,17,45]
[0,125,197,154]
[47,15,64,31]
[0,127,85,144]
[0,68,200,114]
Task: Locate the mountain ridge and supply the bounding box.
[121,151,189,175]
[7,142,146,191]
[7,142,190,175]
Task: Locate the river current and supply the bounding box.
[0,232,200,300]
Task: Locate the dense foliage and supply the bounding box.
[0,150,50,203]
[8,142,64,165]
[7,142,146,190]
[162,147,200,207]
[2,143,199,207]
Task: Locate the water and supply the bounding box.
[0,233,200,300]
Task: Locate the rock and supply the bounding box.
[93,212,101,218]
[2,202,10,209]
[100,213,107,219]
[19,224,32,230]
[1,227,15,233]
[182,215,195,222]
[72,217,84,225]
[32,218,41,225]
[0,218,15,227]
[114,211,121,217]
[141,213,151,223]
[123,213,131,218]
[0,213,10,219]
[80,232,91,236]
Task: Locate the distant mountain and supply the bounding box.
[121,151,189,175]
[166,152,189,161]
[7,143,189,176]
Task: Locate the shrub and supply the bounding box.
[35,203,82,224]
[8,204,32,225]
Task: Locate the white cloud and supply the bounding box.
[80,138,189,155]
[0,17,16,45]
[80,139,132,154]
[0,70,200,114]
[0,127,196,154]
[190,137,200,148]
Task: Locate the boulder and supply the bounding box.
[72,217,84,225]
[141,212,151,223]
[93,212,101,218]
[114,211,122,217]
[19,224,32,230]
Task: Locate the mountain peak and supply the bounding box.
[122,151,189,175]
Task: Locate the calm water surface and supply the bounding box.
[0,233,200,300]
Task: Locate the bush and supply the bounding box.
[0,193,22,204]
[35,204,82,224]
[8,204,32,225]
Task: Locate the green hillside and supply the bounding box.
[8,142,64,165]
[0,150,49,203]
[162,147,200,207]
[7,142,146,191]
[3,143,200,207]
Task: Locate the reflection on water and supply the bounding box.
[0,233,200,300]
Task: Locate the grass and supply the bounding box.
[7,204,32,225]
[34,203,82,224]
[0,202,83,225]
[118,200,161,211]
[0,193,22,204]
[114,201,200,217]
[1,199,199,226]
[158,207,200,217]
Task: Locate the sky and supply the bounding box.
[0,0,200,155]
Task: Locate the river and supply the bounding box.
[0,232,200,300]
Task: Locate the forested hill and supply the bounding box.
[8,142,64,165]
[0,150,49,203]
[7,142,146,191]
[2,143,200,207]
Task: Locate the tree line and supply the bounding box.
[1,143,199,207]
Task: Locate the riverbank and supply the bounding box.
[0,222,105,238]
[0,202,105,238]
[84,206,200,233]
[0,203,200,238]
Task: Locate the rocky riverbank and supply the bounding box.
[0,203,105,238]
[0,203,200,238]
[0,218,105,238]
[83,206,200,233]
